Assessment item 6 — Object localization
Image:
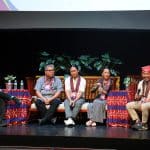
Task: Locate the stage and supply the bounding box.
[0,123,150,150]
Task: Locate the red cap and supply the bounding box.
[141,65,150,73]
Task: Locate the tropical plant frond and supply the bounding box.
[38,51,122,76]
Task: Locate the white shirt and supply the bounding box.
[137,80,150,99]
[65,76,86,94]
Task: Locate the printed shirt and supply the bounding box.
[34,76,63,98]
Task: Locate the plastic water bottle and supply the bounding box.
[20,80,24,90]
[7,80,12,90]
[14,80,17,89]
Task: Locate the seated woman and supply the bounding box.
[86,68,113,127]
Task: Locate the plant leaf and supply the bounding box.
[60,66,66,70]
[39,62,45,71]
[40,51,50,56]
[101,53,111,63]
[56,57,64,62]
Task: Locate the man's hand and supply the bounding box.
[135,94,139,100]
[47,98,54,104]
[43,98,50,105]
[134,94,142,101]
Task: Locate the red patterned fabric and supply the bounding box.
[107,90,131,128]
[2,89,31,126]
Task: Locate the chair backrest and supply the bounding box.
[26,76,120,101]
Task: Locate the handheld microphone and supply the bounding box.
[134,89,141,101]
[137,89,141,95]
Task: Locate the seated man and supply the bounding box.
[0,91,20,127]
[34,64,63,125]
[64,65,86,126]
[126,65,150,130]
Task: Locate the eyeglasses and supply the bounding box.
[45,70,54,72]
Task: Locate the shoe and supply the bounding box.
[72,119,75,125]
[38,119,46,125]
[0,120,7,127]
[91,122,96,127]
[64,118,75,126]
[137,123,148,131]
[131,122,141,130]
[51,117,57,125]
[86,120,93,126]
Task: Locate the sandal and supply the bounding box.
[86,120,93,126]
[91,122,96,127]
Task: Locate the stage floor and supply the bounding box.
[0,123,150,149]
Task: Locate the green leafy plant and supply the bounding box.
[123,76,131,88]
[39,51,71,73]
[38,51,122,76]
[4,75,16,82]
[70,55,98,73]
[93,53,122,76]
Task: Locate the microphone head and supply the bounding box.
[137,89,141,94]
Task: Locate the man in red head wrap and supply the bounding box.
[126,65,150,130]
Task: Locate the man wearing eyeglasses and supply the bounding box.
[34,64,63,125]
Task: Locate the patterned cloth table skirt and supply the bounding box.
[107,90,130,128]
[2,89,31,126]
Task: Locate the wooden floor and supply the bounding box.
[0,123,150,150]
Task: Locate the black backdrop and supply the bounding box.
[0,28,150,89]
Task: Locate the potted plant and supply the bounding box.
[39,52,100,77]
[93,53,122,76]
[123,76,131,89]
[39,51,122,76]
[4,75,16,90]
[25,51,123,95]
[39,51,71,75]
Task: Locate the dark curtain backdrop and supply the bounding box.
[0,29,150,88]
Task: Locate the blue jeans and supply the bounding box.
[64,98,85,119]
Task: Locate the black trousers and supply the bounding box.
[0,92,13,121]
[35,99,61,121]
